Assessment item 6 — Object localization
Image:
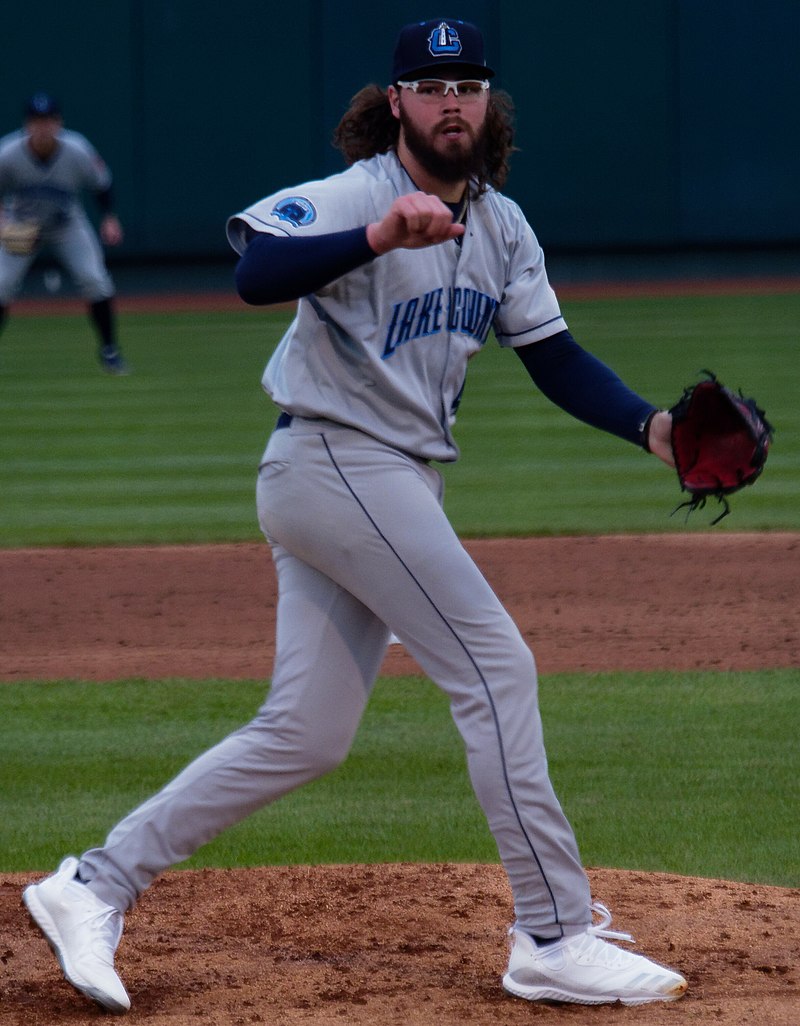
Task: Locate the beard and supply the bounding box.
[398,103,487,184]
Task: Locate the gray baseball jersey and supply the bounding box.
[227,150,567,462]
[0,128,111,232]
[0,128,114,302]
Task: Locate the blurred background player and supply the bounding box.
[0,92,128,374]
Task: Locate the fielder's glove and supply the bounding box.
[0,219,41,256]
[669,370,773,524]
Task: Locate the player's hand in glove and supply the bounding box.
[668,370,773,524]
[367,192,465,253]
[0,218,41,256]
[644,410,675,468]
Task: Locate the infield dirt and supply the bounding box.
[1,534,798,1025]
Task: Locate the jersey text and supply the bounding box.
[383,287,498,358]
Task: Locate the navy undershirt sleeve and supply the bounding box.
[515,330,656,449]
[95,186,114,214]
[235,227,377,305]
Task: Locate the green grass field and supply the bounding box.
[1,290,797,886]
[1,291,798,544]
[2,672,797,885]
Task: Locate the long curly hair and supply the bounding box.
[332,84,517,194]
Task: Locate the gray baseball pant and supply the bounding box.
[79,417,592,938]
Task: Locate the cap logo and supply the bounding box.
[28,92,57,116]
[427,21,462,59]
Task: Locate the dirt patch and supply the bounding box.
[11,272,800,318]
[1,535,798,1025]
[2,864,798,1026]
[0,534,797,681]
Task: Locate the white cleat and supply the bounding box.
[23,856,131,1013]
[502,902,687,1006]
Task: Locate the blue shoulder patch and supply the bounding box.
[272,196,317,227]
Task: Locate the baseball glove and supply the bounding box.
[0,219,41,256]
[669,370,773,523]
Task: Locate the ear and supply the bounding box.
[387,85,401,120]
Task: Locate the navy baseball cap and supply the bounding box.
[24,92,61,118]
[392,18,495,83]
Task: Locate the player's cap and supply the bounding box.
[392,18,495,83]
[24,92,61,119]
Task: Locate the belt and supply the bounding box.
[272,413,430,465]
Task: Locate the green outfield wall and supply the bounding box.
[1,1,797,261]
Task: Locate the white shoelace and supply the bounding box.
[551,904,639,972]
[587,902,635,943]
[92,907,123,961]
[64,881,123,965]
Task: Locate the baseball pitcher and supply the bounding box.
[22,19,687,1013]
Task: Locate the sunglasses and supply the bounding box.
[396,79,490,103]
